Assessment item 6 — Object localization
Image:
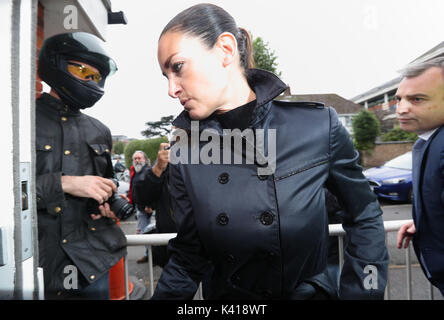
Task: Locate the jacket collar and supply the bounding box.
[37,93,81,116]
[172,68,287,131]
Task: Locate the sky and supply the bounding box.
[80,0,444,140]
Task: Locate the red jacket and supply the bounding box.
[128,165,135,204]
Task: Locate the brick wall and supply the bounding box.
[368,99,397,112]
[361,141,414,168]
[36,1,44,98]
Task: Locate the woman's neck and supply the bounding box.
[216,73,256,115]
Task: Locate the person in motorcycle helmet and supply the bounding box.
[36,32,126,299]
[38,31,117,109]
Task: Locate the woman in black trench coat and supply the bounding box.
[152,3,389,300]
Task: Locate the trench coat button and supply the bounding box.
[61,116,67,122]
[217,213,229,225]
[64,150,71,156]
[54,206,62,214]
[44,145,52,150]
[260,212,274,226]
[218,173,230,184]
[226,254,236,264]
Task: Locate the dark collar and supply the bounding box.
[37,93,81,116]
[172,68,287,131]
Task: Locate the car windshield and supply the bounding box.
[384,152,412,170]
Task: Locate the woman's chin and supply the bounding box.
[188,110,208,121]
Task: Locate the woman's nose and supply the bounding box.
[168,78,181,99]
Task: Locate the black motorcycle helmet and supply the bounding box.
[38,32,117,110]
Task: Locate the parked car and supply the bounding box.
[363,151,413,203]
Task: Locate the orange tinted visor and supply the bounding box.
[67,62,102,84]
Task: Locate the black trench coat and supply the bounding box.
[152,69,389,300]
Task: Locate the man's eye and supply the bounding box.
[172,62,183,73]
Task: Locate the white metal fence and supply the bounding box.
[123,219,436,300]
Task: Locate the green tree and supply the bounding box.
[124,136,168,168]
[380,126,418,142]
[252,36,281,77]
[352,110,381,152]
[141,115,175,139]
[112,141,125,155]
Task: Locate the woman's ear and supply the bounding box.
[215,32,238,68]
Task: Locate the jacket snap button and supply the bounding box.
[218,173,230,184]
[260,212,274,226]
[217,213,229,225]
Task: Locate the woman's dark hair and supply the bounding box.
[160,3,254,73]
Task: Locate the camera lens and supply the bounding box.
[108,194,134,220]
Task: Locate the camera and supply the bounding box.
[108,178,134,220]
[107,193,134,220]
[88,179,135,220]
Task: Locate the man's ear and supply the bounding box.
[215,32,238,68]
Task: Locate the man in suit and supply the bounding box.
[396,57,444,296]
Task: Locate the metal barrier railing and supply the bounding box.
[123,219,436,300]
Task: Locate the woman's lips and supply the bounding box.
[180,99,190,109]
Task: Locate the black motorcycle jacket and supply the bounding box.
[36,93,127,297]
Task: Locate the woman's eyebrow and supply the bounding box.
[164,52,178,70]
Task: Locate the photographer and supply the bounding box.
[133,143,177,268]
[36,32,127,299]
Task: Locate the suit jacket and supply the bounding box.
[412,125,444,292]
